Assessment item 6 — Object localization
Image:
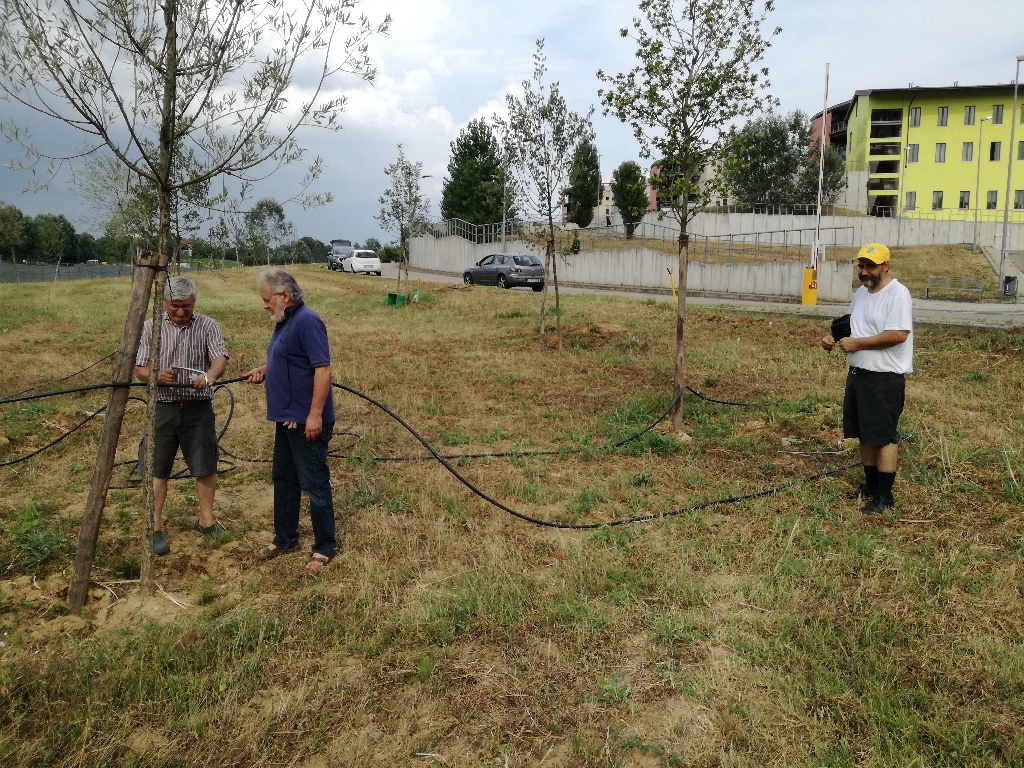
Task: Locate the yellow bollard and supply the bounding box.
[667,267,677,304]
[801,266,818,306]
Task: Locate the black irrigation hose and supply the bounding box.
[1,350,118,400]
[331,381,856,530]
[2,368,853,529]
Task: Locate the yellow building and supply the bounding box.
[820,85,1024,222]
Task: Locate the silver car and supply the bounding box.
[463,253,544,291]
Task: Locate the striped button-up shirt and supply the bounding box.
[135,312,229,402]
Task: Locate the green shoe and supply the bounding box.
[194,520,227,535]
[153,530,170,556]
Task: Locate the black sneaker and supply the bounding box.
[861,495,894,515]
[845,483,876,500]
[194,520,227,535]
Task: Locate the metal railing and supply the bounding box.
[429,216,856,267]
[687,226,856,265]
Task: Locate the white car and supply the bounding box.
[343,250,382,275]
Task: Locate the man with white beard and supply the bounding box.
[244,268,337,570]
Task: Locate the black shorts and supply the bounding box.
[139,400,219,479]
[842,368,905,447]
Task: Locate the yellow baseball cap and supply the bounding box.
[857,243,890,264]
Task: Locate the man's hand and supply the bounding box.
[193,373,213,389]
[304,413,322,441]
[821,334,836,352]
[837,336,859,353]
[244,365,266,383]
[157,368,177,385]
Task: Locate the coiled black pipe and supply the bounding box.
[2,370,853,529]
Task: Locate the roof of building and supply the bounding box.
[810,84,1020,122]
[853,83,1019,97]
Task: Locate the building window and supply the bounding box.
[990,142,1002,161]
[962,142,973,162]
[932,191,944,210]
[959,191,971,209]
[987,191,998,210]
[909,107,921,128]
[1018,140,1024,161]
[905,191,916,210]
[937,106,948,126]
[964,105,976,125]
[1015,190,1024,210]
[993,105,1004,125]
[906,143,919,162]
[935,143,946,162]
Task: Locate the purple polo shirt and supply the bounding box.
[264,301,335,424]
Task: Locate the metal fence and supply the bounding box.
[429,216,856,266]
[0,262,193,284]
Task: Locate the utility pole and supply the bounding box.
[804,63,828,306]
[998,56,1023,293]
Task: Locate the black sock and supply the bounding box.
[863,465,879,494]
[877,471,896,500]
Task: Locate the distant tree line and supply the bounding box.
[0,197,333,269]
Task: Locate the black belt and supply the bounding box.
[159,399,212,407]
[849,367,902,376]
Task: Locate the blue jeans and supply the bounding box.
[271,421,335,557]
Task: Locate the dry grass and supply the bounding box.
[2,267,1024,767]
[527,234,998,297]
[884,244,999,300]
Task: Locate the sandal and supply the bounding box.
[259,543,299,560]
[305,552,334,571]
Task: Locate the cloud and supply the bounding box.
[2,0,1022,246]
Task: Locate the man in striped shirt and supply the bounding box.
[135,276,229,555]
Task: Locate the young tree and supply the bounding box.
[245,199,289,266]
[362,237,383,252]
[440,119,509,226]
[496,39,593,351]
[33,214,77,265]
[598,0,779,428]
[0,203,26,282]
[610,161,650,237]
[377,145,431,298]
[566,138,602,229]
[0,0,388,611]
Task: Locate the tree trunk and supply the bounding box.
[538,237,552,352]
[10,247,17,284]
[546,211,561,350]
[402,237,410,298]
[67,251,158,613]
[672,224,689,432]
[395,239,404,295]
[139,0,179,594]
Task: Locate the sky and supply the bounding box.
[2,0,1023,245]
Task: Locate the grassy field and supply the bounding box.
[2,267,1023,767]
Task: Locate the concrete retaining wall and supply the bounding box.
[678,212,1024,250]
[410,235,854,303]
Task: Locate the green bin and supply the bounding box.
[386,292,406,306]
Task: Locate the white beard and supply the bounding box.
[270,308,286,324]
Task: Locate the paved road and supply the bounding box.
[379,264,1023,329]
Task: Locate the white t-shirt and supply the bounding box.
[845,278,913,374]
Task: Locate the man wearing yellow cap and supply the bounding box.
[821,243,913,514]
